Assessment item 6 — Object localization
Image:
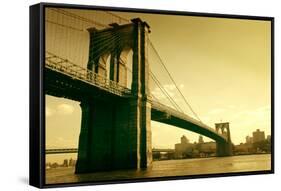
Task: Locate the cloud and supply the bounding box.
[231,106,271,130]
[151,83,197,116]
[231,105,270,122]
[57,104,75,115]
[151,83,185,101]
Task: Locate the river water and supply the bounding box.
[46,154,271,184]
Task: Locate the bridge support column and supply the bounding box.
[112,97,152,169]
[131,18,152,169]
[216,142,233,156]
[75,18,152,173]
[215,122,233,157]
[112,18,153,169]
[75,101,115,173]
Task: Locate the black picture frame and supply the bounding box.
[30,2,274,189]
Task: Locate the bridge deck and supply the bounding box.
[151,101,227,143]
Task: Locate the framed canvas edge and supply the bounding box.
[29,3,45,188]
[29,2,275,189]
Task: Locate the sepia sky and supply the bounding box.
[46,9,271,158]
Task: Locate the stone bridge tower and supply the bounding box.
[75,18,152,173]
[215,122,233,156]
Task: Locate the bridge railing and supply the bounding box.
[45,52,131,96]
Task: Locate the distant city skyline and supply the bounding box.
[45,128,270,164]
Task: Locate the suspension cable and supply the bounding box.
[150,71,184,113]
[148,40,202,122]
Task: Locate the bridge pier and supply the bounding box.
[75,101,114,172]
[215,122,233,157]
[216,142,233,157]
[75,98,151,173]
[75,18,152,173]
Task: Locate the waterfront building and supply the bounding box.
[252,129,265,143]
[199,142,216,153]
[198,135,204,144]
[62,159,68,167]
[234,143,253,154]
[246,135,253,144]
[174,135,217,158]
[175,135,195,158]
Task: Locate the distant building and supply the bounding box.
[198,141,216,156]
[50,162,59,168]
[174,135,218,159]
[181,135,189,144]
[246,135,253,144]
[62,159,68,167]
[198,135,204,144]
[175,135,194,158]
[267,135,271,141]
[199,142,216,152]
[252,129,265,143]
[69,158,76,167]
[234,143,253,154]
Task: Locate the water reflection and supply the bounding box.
[46,154,271,184]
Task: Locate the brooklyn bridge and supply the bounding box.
[45,8,233,173]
